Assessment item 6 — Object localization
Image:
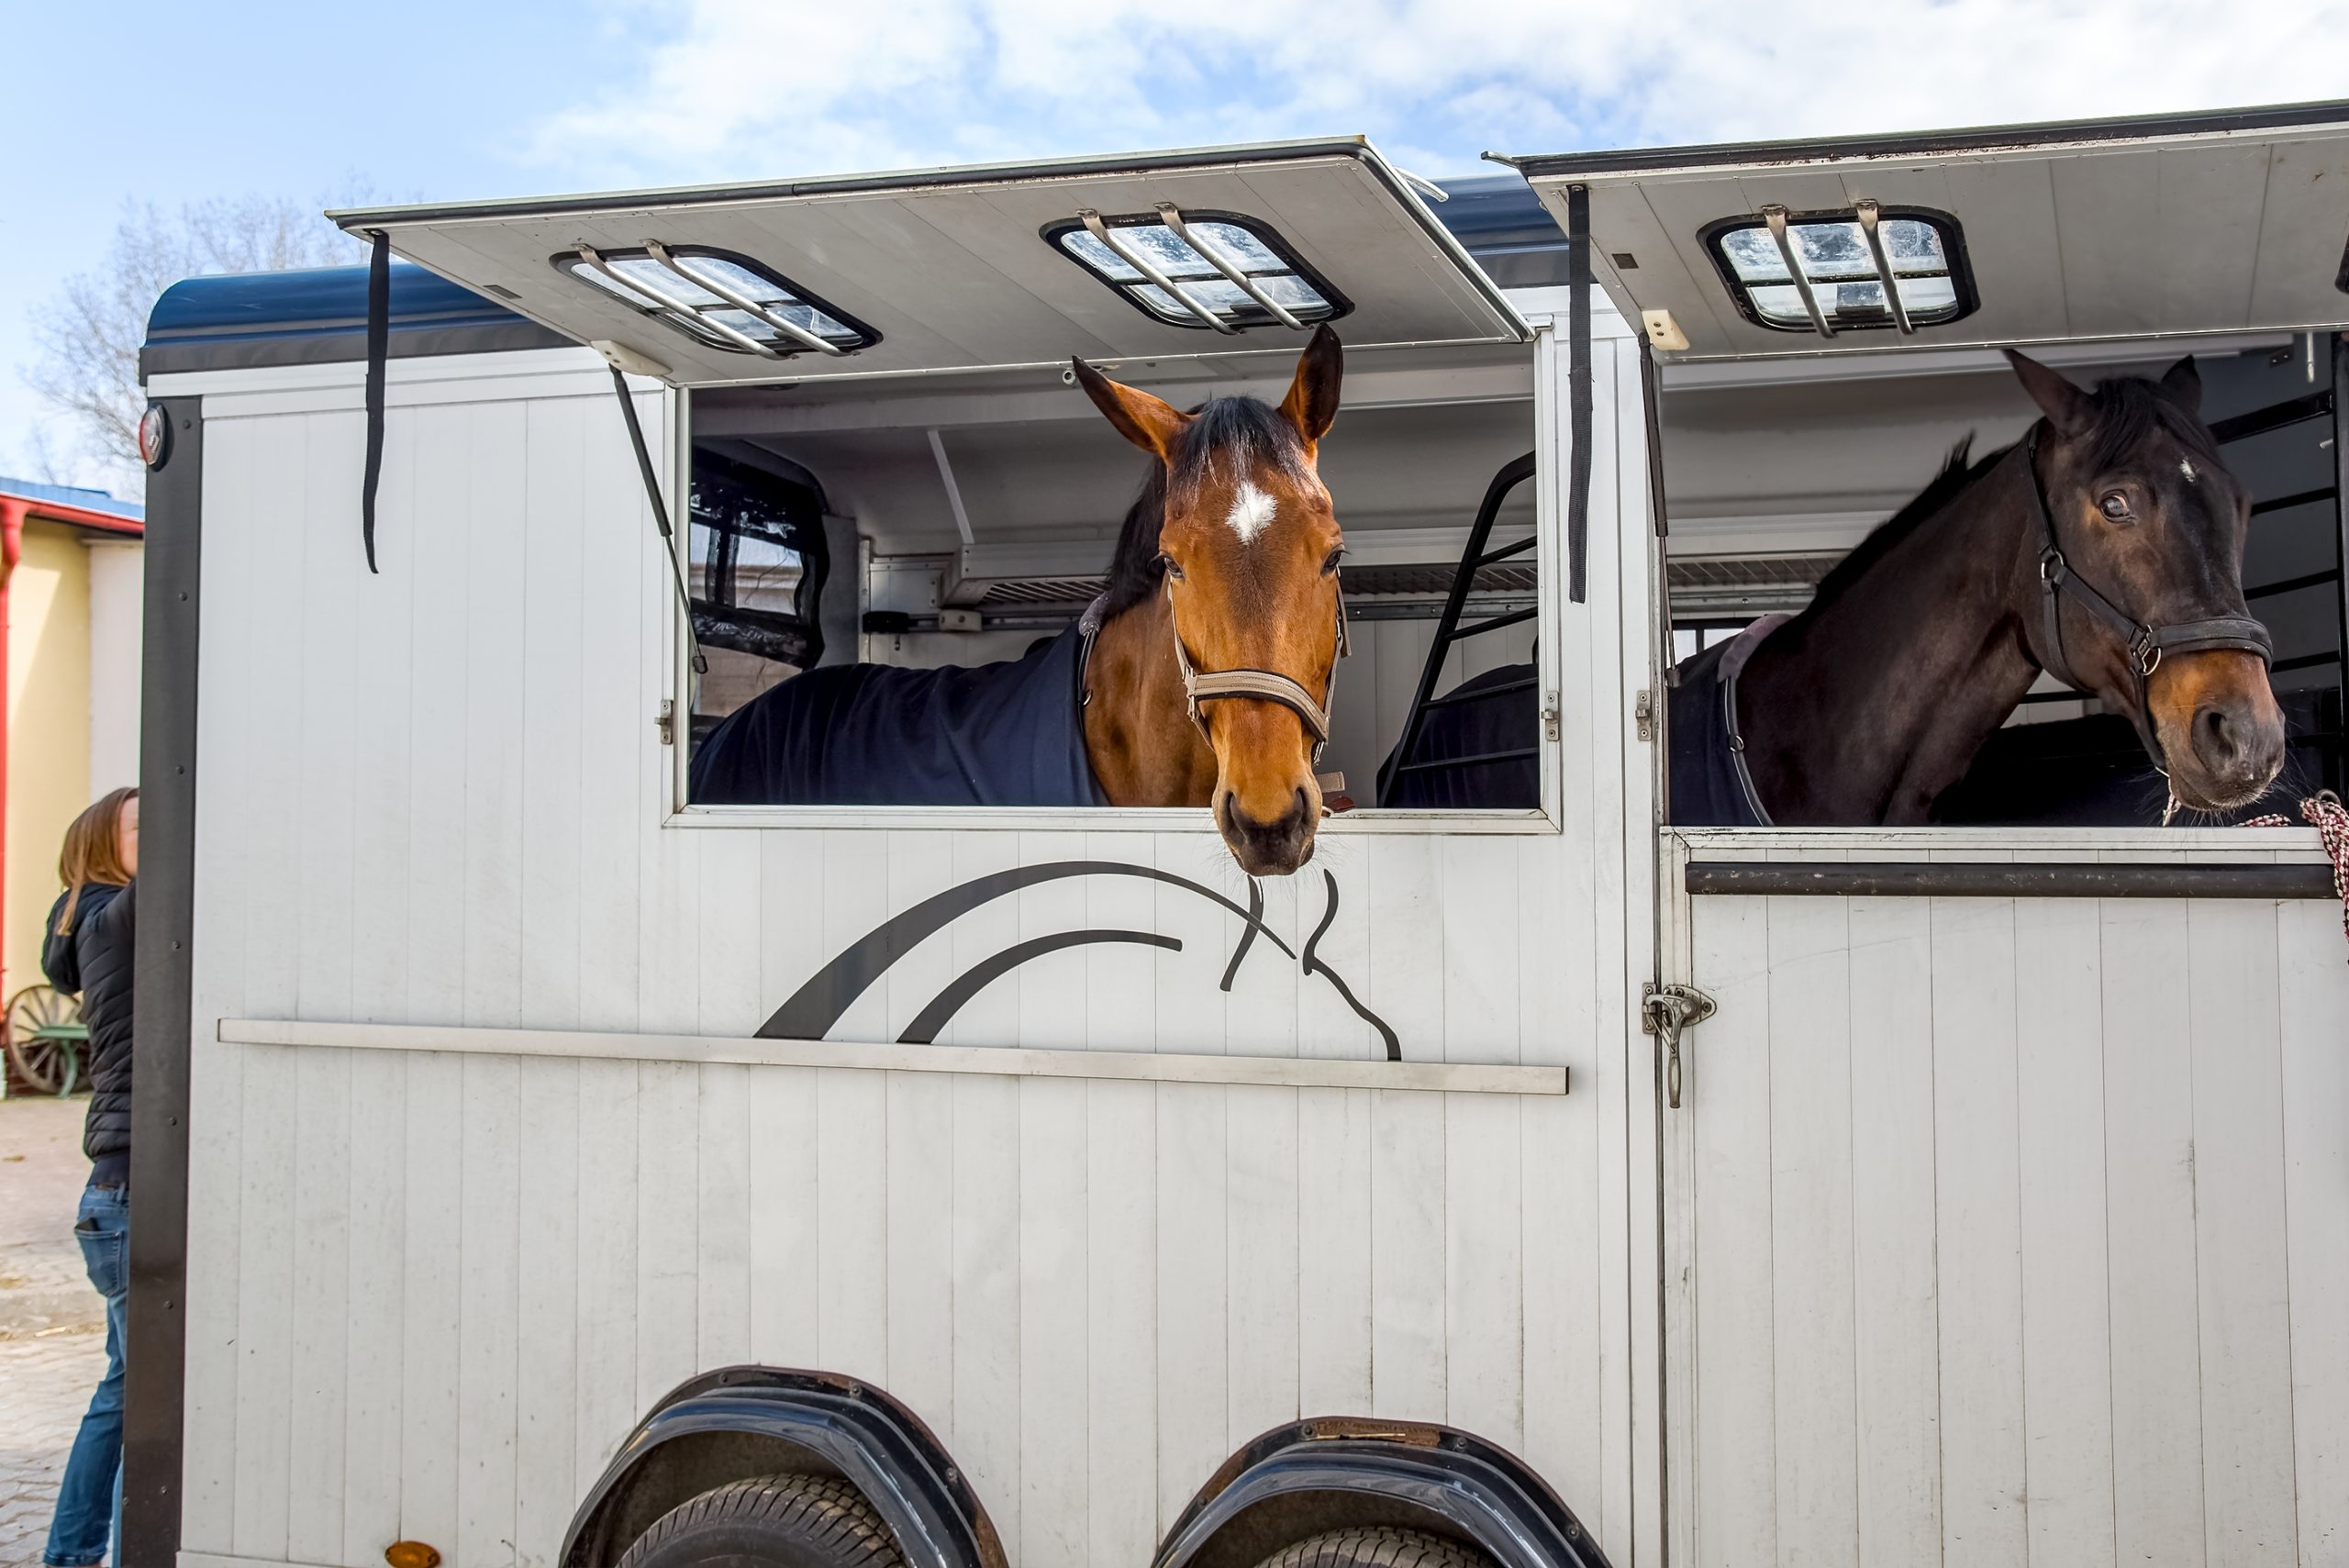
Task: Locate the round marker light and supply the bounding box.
[137,404,172,470]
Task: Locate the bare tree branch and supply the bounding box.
[27,192,369,478]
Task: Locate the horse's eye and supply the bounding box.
[1155,552,1184,581]
[2098,492,2133,521]
[1321,547,1346,575]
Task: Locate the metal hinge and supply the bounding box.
[1542,689,1562,741]
[1642,983,1717,1110]
[657,698,675,746]
[1634,688,1653,742]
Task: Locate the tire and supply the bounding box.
[615,1474,905,1568]
[1254,1527,1497,1568]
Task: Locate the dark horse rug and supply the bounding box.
[690,625,1107,807]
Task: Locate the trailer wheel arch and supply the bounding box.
[560,1367,1006,1568]
[1152,1418,1611,1568]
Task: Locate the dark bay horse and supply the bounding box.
[693,326,1350,875]
[1386,350,2285,824]
[1717,350,2282,825]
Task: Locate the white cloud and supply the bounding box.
[531,0,2349,185]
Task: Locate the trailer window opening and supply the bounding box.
[1046,210,1349,330]
[556,245,879,355]
[1704,207,1974,334]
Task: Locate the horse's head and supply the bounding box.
[1074,326,1347,875]
[2005,350,2285,812]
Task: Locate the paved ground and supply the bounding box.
[1,1095,107,1568]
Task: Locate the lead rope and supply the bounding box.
[2238,790,2349,956]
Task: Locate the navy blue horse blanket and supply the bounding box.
[690,626,1107,807]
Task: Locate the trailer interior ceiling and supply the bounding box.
[330,140,1529,384]
[1516,102,2349,361]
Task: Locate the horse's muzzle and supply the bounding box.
[1218,785,1318,877]
[2156,653,2286,811]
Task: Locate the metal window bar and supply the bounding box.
[2210,350,2346,794]
[1079,210,1238,334]
[1759,205,1835,339]
[1853,201,1916,335]
[644,240,848,357]
[576,244,784,359]
[1150,204,1308,330]
[1375,450,1541,805]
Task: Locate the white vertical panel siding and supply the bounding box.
[181,339,1647,1568]
[197,1043,1592,1568]
[1675,881,2345,1568]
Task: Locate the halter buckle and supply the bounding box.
[2132,629,2161,678]
[2038,547,2065,585]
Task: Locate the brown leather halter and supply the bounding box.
[1164,574,1352,764]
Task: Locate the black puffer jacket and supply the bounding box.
[43,881,135,1183]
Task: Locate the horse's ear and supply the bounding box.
[1277,324,1343,449]
[2004,349,2094,438]
[1072,357,1190,461]
[2159,354,2203,414]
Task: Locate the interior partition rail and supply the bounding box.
[1375,451,1539,805]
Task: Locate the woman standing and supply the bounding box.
[41,787,138,1568]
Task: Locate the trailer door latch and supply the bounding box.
[1642,983,1717,1110]
[657,698,675,747]
[1634,689,1653,742]
[1542,690,1562,741]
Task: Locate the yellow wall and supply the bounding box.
[6,523,93,1001]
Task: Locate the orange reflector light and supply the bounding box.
[385,1542,441,1568]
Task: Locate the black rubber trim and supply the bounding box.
[1685,860,2340,899]
[1152,1419,1611,1568]
[124,395,202,1568]
[1510,98,2349,179]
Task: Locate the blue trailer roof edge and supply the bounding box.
[141,261,568,380]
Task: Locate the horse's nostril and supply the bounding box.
[2193,704,2241,768]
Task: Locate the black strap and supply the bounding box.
[361,230,389,574]
[1564,183,1593,605]
[609,366,707,674]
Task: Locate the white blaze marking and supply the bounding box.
[1225,481,1277,545]
[2179,458,2198,483]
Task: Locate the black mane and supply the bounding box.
[1095,395,1311,622]
[1808,370,2223,610]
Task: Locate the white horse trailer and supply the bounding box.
[118,107,2348,1568]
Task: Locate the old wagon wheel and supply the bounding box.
[6,984,85,1097]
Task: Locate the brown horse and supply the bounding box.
[690,327,1350,876]
[1074,326,1349,873]
[1716,350,2285,824]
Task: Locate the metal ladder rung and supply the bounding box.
[1396,746,1540,776]
[2245,567,2343,602]
[2250,485,2337,517]
[2209,389,2332,444]
[1474,534,1538,569]
[1422,675,1539,709]
[1452,606,1536,639]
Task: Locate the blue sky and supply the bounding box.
[8,0,2348,490]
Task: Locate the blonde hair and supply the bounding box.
[56,787,138,936]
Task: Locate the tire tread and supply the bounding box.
[616,1473,905,1568]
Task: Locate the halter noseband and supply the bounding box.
[2021,422,2273,760]
[1166,573,1351,762]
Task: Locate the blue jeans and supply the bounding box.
[46,1183,127,1568]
